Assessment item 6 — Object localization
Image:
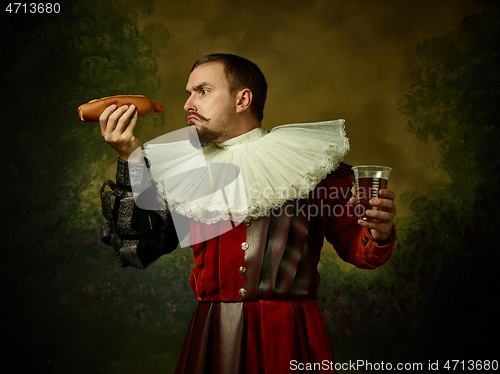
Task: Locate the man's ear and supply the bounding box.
[235,88,253,113]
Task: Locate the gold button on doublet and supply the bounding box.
[243,219,251,227]
[241,242,249,250]
[239,288,247,298]
[238,266,247,275]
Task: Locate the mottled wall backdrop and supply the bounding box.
[1,0,498,373]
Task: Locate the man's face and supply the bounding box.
[184,62,237,147]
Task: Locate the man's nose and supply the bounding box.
[184,96,195,112]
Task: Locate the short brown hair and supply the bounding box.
[191,53,267,122]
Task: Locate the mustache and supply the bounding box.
[186,111,210,122]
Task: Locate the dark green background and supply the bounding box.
[1,0,498,372]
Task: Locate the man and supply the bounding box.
[99,54,397,374]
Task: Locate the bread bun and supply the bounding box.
[78,95,163,122]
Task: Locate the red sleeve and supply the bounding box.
[313,169,396,270]
[331,220,396,269]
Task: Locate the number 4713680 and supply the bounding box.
[444,360,498,371]
[5,3,61,14]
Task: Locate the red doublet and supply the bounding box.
[175,172,395,374]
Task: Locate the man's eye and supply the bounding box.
[201,89,209,95]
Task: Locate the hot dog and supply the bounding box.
[78,95,163,122]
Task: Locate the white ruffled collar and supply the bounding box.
[143,120,349,224]
[214,127,268,150]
